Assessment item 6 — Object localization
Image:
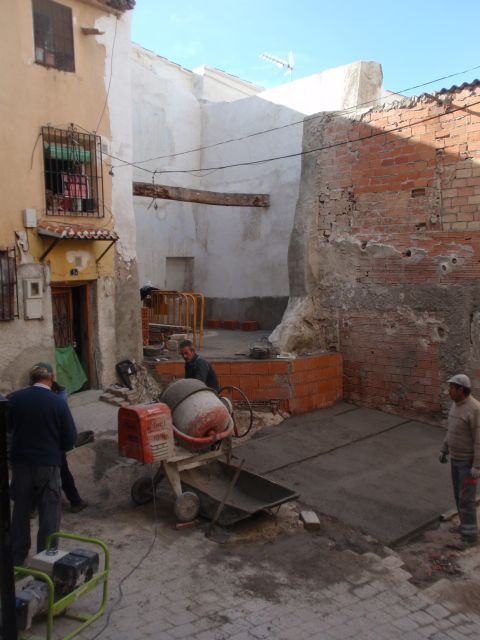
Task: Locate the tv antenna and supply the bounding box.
[259,51,295,80]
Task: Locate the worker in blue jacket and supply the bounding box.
[8,362,77,565]
[179,339,220,392]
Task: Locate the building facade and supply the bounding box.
[131,49,384,328]
[273,83,480,420]
[0,0,141,393]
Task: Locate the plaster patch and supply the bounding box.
[66,250,91,270]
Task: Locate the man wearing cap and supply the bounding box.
[8,362,77,565]
[439,373,480,549]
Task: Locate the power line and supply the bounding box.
[109,63,480,170]
[95,17,118,133]
[111,96,480,177]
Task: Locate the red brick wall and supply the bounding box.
[318,88,480,236]
[307,85,480,420]
[154,353,342,415]
[342,311,442,416]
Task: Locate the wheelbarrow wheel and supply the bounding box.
[218,385,253,438]
[174,491,200,522]
[131,477,154,505]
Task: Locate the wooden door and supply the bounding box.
[52,287,74,347]
[51,284,93,386]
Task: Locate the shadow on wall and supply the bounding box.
[274,86,480,422]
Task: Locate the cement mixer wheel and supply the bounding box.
[131,477,155,505]
[218,385,253,438]
[174,491,200,522]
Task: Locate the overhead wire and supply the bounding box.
[108,63,480,170]
[104,96,480,178]
[95,16,118,133]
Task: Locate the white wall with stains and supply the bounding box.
[131,49,383,326]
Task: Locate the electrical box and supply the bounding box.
[23,278,43,320]
[23,208,37,228]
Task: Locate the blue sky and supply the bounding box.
[132,1,480,95]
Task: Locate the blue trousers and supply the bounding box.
[11,465,61,565]
[451,459,478,542]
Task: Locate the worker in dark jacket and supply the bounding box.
[8,362,77,565]
[179,339,220,392]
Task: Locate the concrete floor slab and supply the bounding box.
[236,409,451,545]
[68,390,452,546]
[237,405,409,474]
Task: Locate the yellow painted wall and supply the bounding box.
[0,0,115,278]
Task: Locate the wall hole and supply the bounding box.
[411,188,426,198]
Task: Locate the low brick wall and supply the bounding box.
[154,353,343,415]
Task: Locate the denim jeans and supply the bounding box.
[451,458,478,542]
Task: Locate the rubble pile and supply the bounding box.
[100,361,163,407]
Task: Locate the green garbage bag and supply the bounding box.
[55,346,88,395]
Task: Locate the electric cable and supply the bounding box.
[108,63,480,170]
[65,77,480,180]
[95,17,118,133]
[111,96,480,177]
[87,465,160,639]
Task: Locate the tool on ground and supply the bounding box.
[11,532,109,640]
[118,380,299,526]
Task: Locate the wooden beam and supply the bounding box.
[133,181,270,208]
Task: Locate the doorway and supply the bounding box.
[51,283,92,387]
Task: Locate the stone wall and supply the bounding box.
[274,84,480,421]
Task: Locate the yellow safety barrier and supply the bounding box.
[147,290,204,349]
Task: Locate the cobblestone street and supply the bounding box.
[46,496,480,640]
[25,393,480,640]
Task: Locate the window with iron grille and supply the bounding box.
[32,0,75,72]
[42,126,105,218]
[0,248,17,321]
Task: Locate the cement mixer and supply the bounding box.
[159,379,234,451]
[118,381,298,524]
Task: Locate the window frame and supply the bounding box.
[41,125,105,218]
[32,0,75,73]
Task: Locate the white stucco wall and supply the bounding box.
[97,11,141,373]
[195,97,304,298]
[131,46,303,296]
[259,61,383,115]
[192,65,263,102]
[98,13,135,262]
[131,46,202,287]
[131,49,383,308]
